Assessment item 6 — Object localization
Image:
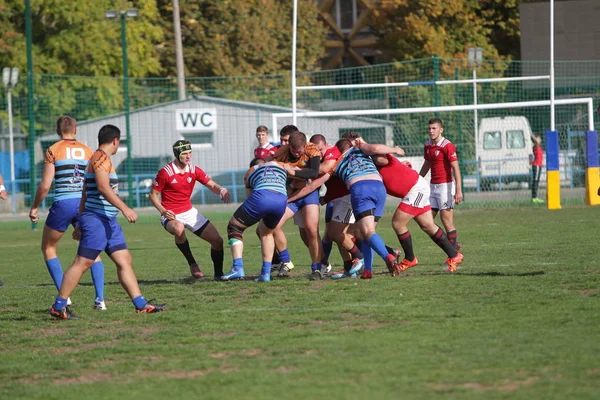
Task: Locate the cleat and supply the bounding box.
[67,297,72,306]
[330,269,357,279]
[136,301,167,313]
[445,253,464,273]
[310,269,323,281]
[254,273,271,282]
[348,258,364,275]
[455,241,463,251]
[277,262,294,277]
[394,258,419,275]
[385,253,399,275]
[49,306,79,320]
[93,298,107,311]
[391,248,401,261]
[221,268,245,281]
[213,276,226,282]
[190,264,204,279]
[270,263,282,273]
[360,270,373,279]
[321,263,332,274]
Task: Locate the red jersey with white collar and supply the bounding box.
[153,162,210,214]
[323,145,341,161]
[423,138,458,184]
[254,143,277,160]
[377,155,419,198]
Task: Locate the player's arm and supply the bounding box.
[286,156,321,179]
[96,170,137,223]
[148,187,175,221]
[29,163,55,223]
[451,160,463,204]
[358,143,405,157]
[287,173,331,203]
[419,159,431,177]
[0,173,7,200]
[204,179,231,203]
[319,158,337,175]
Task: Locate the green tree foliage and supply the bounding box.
[156,0,327,104]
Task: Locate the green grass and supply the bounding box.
[1,207,599,399]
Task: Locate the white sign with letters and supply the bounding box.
[176,109,217,132]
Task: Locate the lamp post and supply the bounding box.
[105,8,138,206]
[3,67,19,214]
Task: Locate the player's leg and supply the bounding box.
[255,191,287,282]
[222,216,249,281]
[41,225,66,290]
[438,182,460,249]
[391,207,418,271]
[163,214,200,277]
[273,206,296,277]
[321,202,335,267]
[414,211,458,259]
[302,203,325,279]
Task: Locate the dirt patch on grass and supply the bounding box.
[273,366,297,374]
[577,289,598,296]
[210,349,264,359]
[431,377,539,392]
[201,331,237,338]
[338,322,391,331]
[53,373,113,385]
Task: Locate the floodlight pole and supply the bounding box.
[3,67,18,214]
[173,0,186,100]
[468,47,483,168]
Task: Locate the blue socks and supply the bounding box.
[279,249,291,263]
[322,240,333,261]
[360,240,374,272]
[90,261,105,301]
[311,262,320,272]
[232,258,244,271]
[368,234,390,260]
[53,296,68,311]
[260,261,271,276]
[132,295,147,310]
[45,258,63,290]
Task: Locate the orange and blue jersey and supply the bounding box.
[84,150,119,217]
[244,161,288,195]
[44,139,94,201]
[333,148,380,185]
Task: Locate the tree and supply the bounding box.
[156,0,327,104]
[371,0,504,66]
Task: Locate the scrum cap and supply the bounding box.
[173,140,192,162]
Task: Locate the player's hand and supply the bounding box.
[161,209,175,220]
[401,160,413,169]
[29,208,39,224]
[72,226,81,241]
[122,207,138,223]
[283,163,296,176]
[455,190,463,205]
[394,146,405,156]
[220,189,231,204]
[0,190,7,200]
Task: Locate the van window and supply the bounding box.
[506,130,525,149]
[483,131,502,150]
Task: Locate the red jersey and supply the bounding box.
[254,143,277,160]
[532,145,543,167]
[323,145,341,161]
[423,138,458,184]
[322,176,349,203]
[377,154,419,198]
[153,162,210,214]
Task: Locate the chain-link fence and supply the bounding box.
[0,57,598,217]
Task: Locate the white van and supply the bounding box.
[476,116,534,185]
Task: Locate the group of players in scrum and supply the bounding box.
[214,122,464,282]
[32,116,463,319]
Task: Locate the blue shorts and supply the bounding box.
[350,180,387,218]
[77,210,127,260]
[239,190,288,229]
[287,189,320,214]
[45,198,81,232]
[324,201,334,222]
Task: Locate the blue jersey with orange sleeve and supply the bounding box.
[44,139,94,201]
[84,150,119,217]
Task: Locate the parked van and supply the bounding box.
[477,116,534,185]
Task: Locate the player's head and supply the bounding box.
[173,139,193,164]
[279,125,298,146]
[56,116,77,138]
[98,125,121,154]
[531,133,541,145]
[341,130,362,146]
[335,139,353,154]
[428,118,444,141]
[249,157,266,168]
[289,131,307,158]
[255,125,269,145]
[309,134,328,157]
[371,154,389,167]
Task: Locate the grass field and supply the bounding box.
[1,206,599,399]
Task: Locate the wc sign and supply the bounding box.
[176,109,217,132]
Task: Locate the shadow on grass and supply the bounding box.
[460,271,545,277]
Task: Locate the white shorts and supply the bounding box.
[398,177,431,216]
[328,195,355,224]
[161,207,209,233]
[430,181,455,210]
